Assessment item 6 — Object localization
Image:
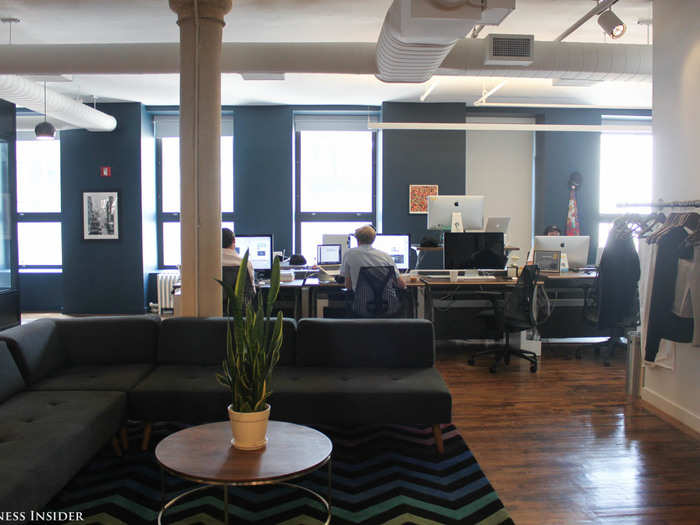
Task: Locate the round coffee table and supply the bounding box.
[155,421,333,524]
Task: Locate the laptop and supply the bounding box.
[485,217,511,234]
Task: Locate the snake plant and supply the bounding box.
[215,250,283,413]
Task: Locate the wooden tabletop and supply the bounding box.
[155,421,332,485]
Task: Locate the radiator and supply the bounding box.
[157,272,180,314]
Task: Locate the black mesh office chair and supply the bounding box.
[469,264,550,373]
[350,266,404,318]
[222,265,255,316]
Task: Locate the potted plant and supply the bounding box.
[216,250,283,450]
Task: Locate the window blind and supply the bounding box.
[154,115,234,138]
[293,113,378,132]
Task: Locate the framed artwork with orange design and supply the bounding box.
[409,184,439,214]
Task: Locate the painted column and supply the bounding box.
[170,0,232,317]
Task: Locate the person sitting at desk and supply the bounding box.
[221,228,256,291]
[544,225,561,236]
[341,225,406,291]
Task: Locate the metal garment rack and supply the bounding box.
[617,200,700,209]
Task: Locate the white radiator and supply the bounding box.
[157,272,180,314]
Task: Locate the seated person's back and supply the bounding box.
[341,225,406,292]
[221,228,256,291]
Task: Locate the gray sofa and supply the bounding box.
[0,315,451,513]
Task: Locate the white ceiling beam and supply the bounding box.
[368,121,652,133]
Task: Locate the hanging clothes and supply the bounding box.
[566,186,580,236]
[597,224,640,330]
[644,226,694,362]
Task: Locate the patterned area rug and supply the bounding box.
[47,422,513,525]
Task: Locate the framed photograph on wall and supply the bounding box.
[83,191,119,240]
[409,184,439,214]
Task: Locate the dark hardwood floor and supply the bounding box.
[436,342,700,525]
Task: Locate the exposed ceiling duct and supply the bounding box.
[375,0,515,83]
[0,75,117,132]
[0,40,651,83]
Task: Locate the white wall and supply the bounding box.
[642,0,700,432]
[466,116,534,262]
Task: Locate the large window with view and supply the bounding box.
[598,118,653,253]
[155,115,234,268]
[16,138,62,272]
[294,114,377,264]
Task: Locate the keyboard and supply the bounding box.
[457,275,496,281]
[319,265,341,277]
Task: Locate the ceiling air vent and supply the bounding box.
[484,34,534,66]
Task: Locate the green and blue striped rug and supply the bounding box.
[47,422,513,524]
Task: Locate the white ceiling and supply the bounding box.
[0,0,654,108]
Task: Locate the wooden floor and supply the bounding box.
[436,343,700,525]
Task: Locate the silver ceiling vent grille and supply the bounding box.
[485,34,534,66]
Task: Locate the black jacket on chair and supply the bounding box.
[597,230,640,330]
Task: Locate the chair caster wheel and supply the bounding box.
[489,366,497,374]
[467,359,475,366]
[530,365,537,373]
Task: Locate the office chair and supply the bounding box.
[469,265,549,373]
[222,265,255,316]
[350,266,404,318]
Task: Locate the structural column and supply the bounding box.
[170,0,232,317]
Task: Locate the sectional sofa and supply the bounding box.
[0,315,452,513]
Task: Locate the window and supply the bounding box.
[16,138,62,272]
[598,120,653,251]
[155,115,234,268]
[294,114,377,264]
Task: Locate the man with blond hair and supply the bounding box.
[340,225,406,291]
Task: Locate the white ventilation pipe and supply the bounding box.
[376,0,515,83]
[0,75,116,132]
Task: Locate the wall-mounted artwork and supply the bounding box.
[83,191,119,240]
[409,184,439,214]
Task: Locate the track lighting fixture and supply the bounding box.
[34,81,55,140]
[598,9,626,39]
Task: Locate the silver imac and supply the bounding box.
[534,235,590,269]
[427,195,485,232]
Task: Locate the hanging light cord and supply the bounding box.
[43,81,47,119]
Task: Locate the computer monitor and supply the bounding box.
[443,232,506,270]
[233,234,273,270]
[485,217,511,234]
[427,195,485,231]
[317,244,342,265]
[348,233,411,270]
[533,235,590,269]
[322,234,350,260]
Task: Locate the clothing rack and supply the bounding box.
[617,200,700,209]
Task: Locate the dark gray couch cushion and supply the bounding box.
[56,315,160,364]
[270,366,451,424]
[0,342,25,403]
[296,319,435,368]
[0,390,126,512]
[157,317,296,366]
[31,364,154,391]
[129,365,230,423]
[0,319,65,384]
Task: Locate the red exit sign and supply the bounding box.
[100,166,111,177]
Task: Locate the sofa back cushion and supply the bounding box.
[56,315,160,365]
[158,317,296,366]
[296,318,435,368]
[0,342,26,403]
[0,319,65,384]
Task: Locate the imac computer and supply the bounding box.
[443,232,506,270]
[322,234,350,260]
[427,195,485,232]
[234,234,273,270]
[317,244,342,265]
[533,235,590,269]
[348,233,411,271]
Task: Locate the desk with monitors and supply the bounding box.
[233,234,273,272]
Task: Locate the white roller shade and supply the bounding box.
[294,113,378,132]
[154,114,233,138]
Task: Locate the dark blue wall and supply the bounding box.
[233,106,294,255]
[60,102,146,314]
[19,273,63,312]
[140,106,157,306]
[381,102,466,243]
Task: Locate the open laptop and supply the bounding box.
[485,217,511,234]
[317,244,342,276]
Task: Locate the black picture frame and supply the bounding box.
[82,191,119,240]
